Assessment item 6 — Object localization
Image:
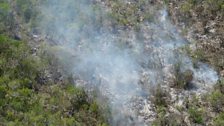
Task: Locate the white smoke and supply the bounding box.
[35,0,219,125]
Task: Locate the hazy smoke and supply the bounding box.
[36,0,218,125]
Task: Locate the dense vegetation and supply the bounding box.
[0,34,108,126]
[0,0,12,34]
[0,0,224,125]
[106,0,157,27]
[0,1,109,125]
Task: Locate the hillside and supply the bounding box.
[0,0,224,126]
[0,0,108,126]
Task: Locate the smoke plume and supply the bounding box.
[35,0,219,125]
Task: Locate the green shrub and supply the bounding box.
[205,0,224,11]
[0,0,10,32]
[107,0,155,27]
[0,34,108,125]
[188,107,204,124]
[208,90,224,112]
[151,85,170,107]
[214,78,224,94]
[214,113,224,126]
[0,1,9,11]
[181,2,193,13]
[152,113,184,126]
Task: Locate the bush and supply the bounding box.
[208,90,224,112]
[173,62,194,89]
[152,113,184,126]
[0,34,108,125]
[214,113,224,126]
[0,0,10,32]
[180,0,224,13]
[188,107,204,124]
[151,84,170,107]
[214,78,224,94]
[205,0,224,11]
[106,0,155,27]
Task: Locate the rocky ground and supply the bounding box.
[3,0,224,125]
[167,0,224,75]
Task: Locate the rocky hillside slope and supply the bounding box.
[0,0,224,126]
[167,0,224,75]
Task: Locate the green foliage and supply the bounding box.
[181,1,194,13]
[0,34,39,80]
[179,0,199,12]
[208,90,224,112]
[0,0,10,33]
[205,0,224,11]
[15,0,33,22]
[180,0,224,13]
[215,78,224,94]
[0,34,108,126]
[15,0,42,28]
[179,0,224,71]
[214,113,224,126]
[152,113,184,126]
[183,95,206,124]
[107,0,156,27]
[152,103,185,126]
[151,85,169,107]
[184,43,224,71]
[188,107,204,124]
[0,1,9,11]
[192,49,208,62]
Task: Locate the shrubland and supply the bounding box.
[0,34,108,126]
